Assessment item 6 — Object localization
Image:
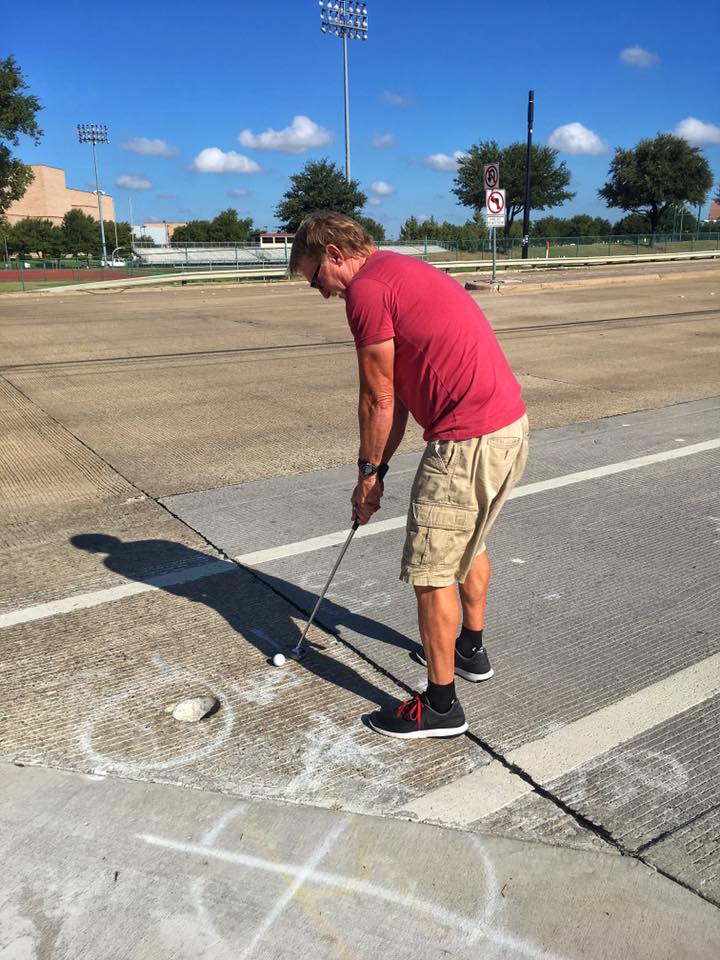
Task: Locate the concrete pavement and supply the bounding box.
[2,764,718,960]
[1,265,719,957]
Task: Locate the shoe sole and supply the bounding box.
[367,718,469,739]
[416,652,493,683]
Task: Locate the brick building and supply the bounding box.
[5,164,116,225]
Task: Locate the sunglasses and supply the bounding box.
[310,263,322,289]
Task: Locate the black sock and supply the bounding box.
[457,626,483,658]
[425,680,456,713]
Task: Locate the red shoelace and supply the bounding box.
[395,693,422,728]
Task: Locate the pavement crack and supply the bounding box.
[635,800,720,854]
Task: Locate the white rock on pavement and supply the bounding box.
[169,696,219,722]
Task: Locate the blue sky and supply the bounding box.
[8,0,720,235]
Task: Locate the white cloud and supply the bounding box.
[121,137,178,157]
[619,45,659,68]
[370,180,395,196]
[372,133,396,148]
[422,151,468,172]
[548,122,609,155]
[116,174,152,190]
[674,117,720,145]
[228,188,250,197]
[238,115,332,153]
[380,91,411,107]
[192,148,262,174]
[367,198,382,206]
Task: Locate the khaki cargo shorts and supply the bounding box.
[400,414,529,587]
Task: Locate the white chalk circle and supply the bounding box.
[79,675,234,774]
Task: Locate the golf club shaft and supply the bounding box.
[293,521,359,654]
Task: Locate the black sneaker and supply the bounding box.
[367,693,468,739]
[416,644,494,682]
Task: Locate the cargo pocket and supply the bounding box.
[403,500,477,572]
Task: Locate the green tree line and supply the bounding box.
[1,209,134,259]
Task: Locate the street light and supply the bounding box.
[319,1,368,181]
[77,123,109,265]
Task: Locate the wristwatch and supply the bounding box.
[357,458,379,477]
[358,460,390,481]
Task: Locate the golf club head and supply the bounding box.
[288,645,307,662]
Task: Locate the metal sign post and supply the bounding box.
[485,188,506,283]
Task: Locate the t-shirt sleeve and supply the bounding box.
[345,278,395,348]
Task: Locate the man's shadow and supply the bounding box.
[70,533,416,709]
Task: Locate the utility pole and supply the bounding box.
[521,90,534,259]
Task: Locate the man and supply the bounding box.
[290,212,528,739]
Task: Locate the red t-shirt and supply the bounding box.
[344,250,525,441]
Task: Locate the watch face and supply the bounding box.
[359,460,376,476]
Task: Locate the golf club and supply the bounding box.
[283,520,359,663]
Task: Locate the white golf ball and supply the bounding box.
[272,653,286,667]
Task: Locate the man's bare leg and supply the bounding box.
[414,584,459,685]
[459,549,491,630]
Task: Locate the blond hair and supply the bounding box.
[289,212,375,274]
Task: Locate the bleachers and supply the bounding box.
[131,242,448,267]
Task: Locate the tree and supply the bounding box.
[567,214,612,236]
[612,213,652,236]
[0,56,43,222]
[171,220,211,243]
[598,134,713,235]
[62,209,99,256]
[399,216,487,246]
[7,217,56,256]
[207,208,254,243]
[356,215,385,241]
[275,159,367,231]
[531,216,568,238]
[453,141,574,237]
[532,214,612,237]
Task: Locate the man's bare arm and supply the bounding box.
[356,339,395,464]
[381,397,409,465]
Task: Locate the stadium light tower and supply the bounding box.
[77,123,109,264]
[319,1,368,181]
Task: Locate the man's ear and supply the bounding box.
[325,243,345,264]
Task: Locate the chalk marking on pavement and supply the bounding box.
[78,656,236,774]
[1,437,718,630]
[139,833,566,959]
[405,652,720,824]
[242,821,347,960]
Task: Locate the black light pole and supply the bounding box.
[521,90,534,259]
